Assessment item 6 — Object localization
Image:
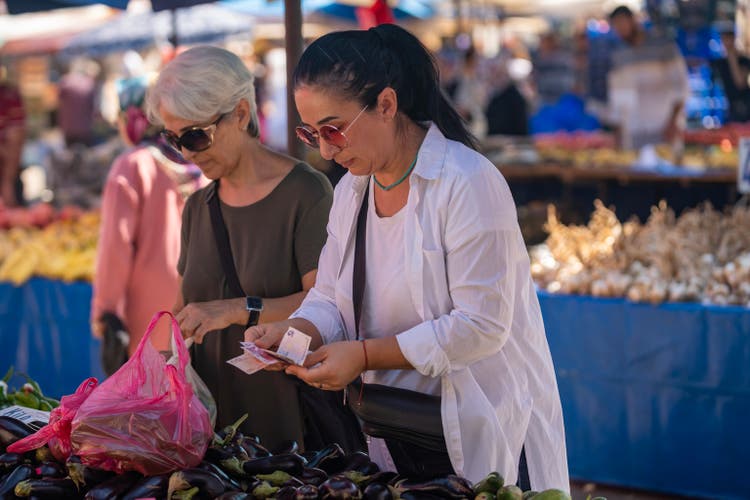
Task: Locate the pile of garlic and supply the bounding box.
[530,200,750,306]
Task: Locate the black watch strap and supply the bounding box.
[247,308,261,328]
[246,296,263,328]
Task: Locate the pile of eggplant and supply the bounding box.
[1,414,577,499]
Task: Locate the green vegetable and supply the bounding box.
[474,472,504,494]
[172,486,199,500]
[252,480,279,499]
[476,492,496,500]
[522,491,539,499]
[256,470,294,486]
[11,391,41,410]
[497,485,523,500]
[21,376,43,397]
[531,489,572,500]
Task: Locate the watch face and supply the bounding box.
[246,296,263,311]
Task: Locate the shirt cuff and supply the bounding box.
[396,322,452,378]
[289,303,345,345]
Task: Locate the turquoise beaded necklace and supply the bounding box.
[374,155,418,191]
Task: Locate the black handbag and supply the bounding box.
[99,312,129,376]
[346,182,447,453]
[207,180,365,453]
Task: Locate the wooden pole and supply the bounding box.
[284,0,304,159]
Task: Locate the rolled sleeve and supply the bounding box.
[290,287,345,344]
[396,322,450,377]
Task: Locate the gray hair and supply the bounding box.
[146,46,259,137]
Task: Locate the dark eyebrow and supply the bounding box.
[317,115,339,125]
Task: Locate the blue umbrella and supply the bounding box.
[58,3,253,58]
[220,0,435,22]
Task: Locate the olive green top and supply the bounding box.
[178,162,333,450]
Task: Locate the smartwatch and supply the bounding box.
[245,296,263,327]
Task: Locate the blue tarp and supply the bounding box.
[0,278,104,400]
[540,292,750,500]
[1,279,749,498]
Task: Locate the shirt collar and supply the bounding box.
[350,122,447,192]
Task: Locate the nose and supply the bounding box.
[318,140,340,161]
[180,146,198,162]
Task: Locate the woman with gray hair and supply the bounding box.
[146,46,357,451]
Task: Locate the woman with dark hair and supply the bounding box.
[247,25,568,489]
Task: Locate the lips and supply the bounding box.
[337,158,354,169]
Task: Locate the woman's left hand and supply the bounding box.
[286,341,365,391]
[175,298,244,343]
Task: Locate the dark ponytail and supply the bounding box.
[293,24,477,150]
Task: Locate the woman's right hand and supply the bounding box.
[245,320,291,372]
[245,320,290,349]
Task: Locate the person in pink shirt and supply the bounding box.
[91,76,205,362]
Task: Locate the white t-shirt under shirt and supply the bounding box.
[361,177,441,471]
[361,177,441,397]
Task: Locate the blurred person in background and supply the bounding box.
[57,58,100,147]
[531,32,576,108]
[452,45,489,138]
[712,23,750,123]
[606,5,690,149]
[485,55,529,136]
[91,76,206,361]
[0,62,25,207]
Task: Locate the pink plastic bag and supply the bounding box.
[69,311,212,475]
[7,377,98,461]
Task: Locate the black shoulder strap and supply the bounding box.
[207,181,246,298]
[352,181,370,341]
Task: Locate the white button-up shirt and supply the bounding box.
[291,124,569,490]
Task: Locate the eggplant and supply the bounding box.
[396,475,474,499]
[66,456,116,491]
[341,453,378,475]
[0,464,34,497]
[238,437,271,459]
[299,467,328,486]
[34,461,66,479]
[361,471,399,488]
[216,493,250,500]
[0,417,34,449]
[241,453,306,476]
[83,471,142,500]
[0,452,23,472]
[275,485,299,500]
[214,414,248,446]
[307,444,345,470]
[363,482,394,500]
[120,473,170,500]
[297,484,321,500]
[167,468,226,499]
[319,476,362,499]
[222,443,250,462]
[198,461,243,491]
[272,440,300,455]
[14,477,77,498]
[205,446,235,465]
